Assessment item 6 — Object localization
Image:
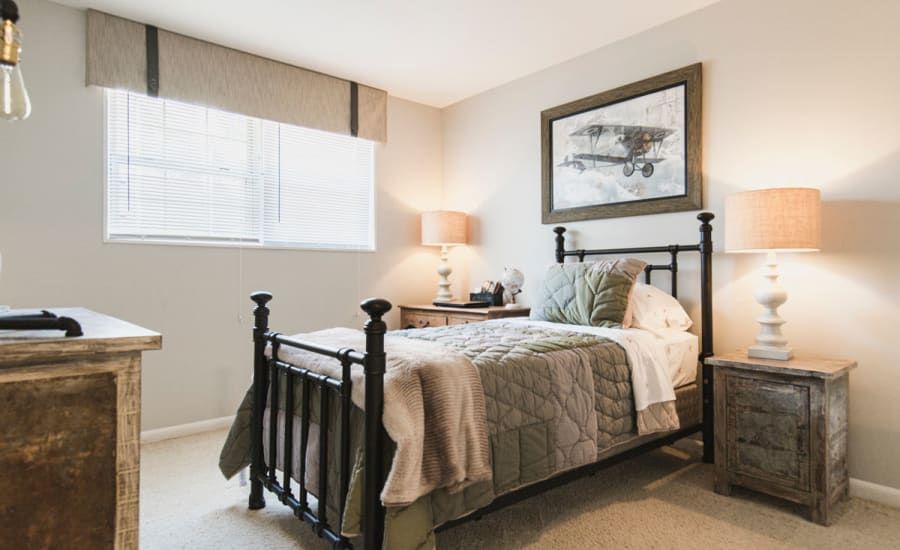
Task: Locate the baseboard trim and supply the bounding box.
[141,415,235,444]
[850,477,900,509]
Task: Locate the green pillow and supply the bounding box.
[531,259,646,328]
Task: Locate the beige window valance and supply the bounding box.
[86,10,387,142]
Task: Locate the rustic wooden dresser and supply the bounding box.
[0,309,161,548]
[399,304,530,329]
[708,351,856,525]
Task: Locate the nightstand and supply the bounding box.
[707,351,857,525]
[399,304,530,329]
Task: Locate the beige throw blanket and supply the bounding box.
[273,328,491,507]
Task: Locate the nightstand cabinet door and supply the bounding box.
[726,374,811,491]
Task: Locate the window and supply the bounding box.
[105,90,375,250]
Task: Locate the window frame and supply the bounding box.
[101,90,378,253]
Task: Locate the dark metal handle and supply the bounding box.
[0,310,83,337]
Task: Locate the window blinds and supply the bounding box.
[106,90,375,250]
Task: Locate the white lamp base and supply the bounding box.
[748,251,794,361]
[748,344,794,361]
[434,245,453,302]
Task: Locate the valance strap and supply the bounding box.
[350,81,359,138]
[145,25,159,97]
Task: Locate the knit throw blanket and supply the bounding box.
[273,328,492,508]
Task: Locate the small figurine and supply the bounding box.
[501,267,525,308]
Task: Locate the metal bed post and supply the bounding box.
[360,298,391,550]
[249,291,273,510]
[697,212,715,464]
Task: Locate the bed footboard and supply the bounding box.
[248,292,390,550]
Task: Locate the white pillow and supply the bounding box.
[629,282,693,331]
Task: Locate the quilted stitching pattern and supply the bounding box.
[398,321,636,490]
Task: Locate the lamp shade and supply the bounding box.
[725,188,821,253]
[421,210,467,246]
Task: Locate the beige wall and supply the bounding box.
[441,0,900,488]
[0,0,444,430]
[3,0,898,491]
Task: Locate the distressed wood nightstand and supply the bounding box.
[707,351,856,525]
[399,304,530,329]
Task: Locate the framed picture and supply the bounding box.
[541,63,702,223]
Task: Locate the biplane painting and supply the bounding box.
[551,84,686,210]
[541,64,701,223]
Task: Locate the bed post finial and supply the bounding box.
[554,226,566,263]
[248,291,273,510]
[250,290,273,308]
[360,298,392,322]
[360,298,391,550]
[696,212,715,465]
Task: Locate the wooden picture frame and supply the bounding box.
[541,63,702,223]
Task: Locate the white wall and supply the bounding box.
[0,0,444,430]
[441,0,900,489]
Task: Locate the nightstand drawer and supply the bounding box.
[401,312,447,329]
[399,305,529,330]
[447,315,481,326]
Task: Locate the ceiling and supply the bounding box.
[53,0,719,107]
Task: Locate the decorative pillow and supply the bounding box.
[629,282,693,331]
[588,258,647,328]
[530,258,647,328]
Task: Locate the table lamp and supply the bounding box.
[421,210,467,302]
[725,188,821,360]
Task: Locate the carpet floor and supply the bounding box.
[140,429,900,549]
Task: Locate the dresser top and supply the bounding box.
[707,350,857,379]
[0,308,161,367]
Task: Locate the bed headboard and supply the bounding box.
[552,212,714,462]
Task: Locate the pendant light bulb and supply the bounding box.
[1,60,29,120]
[1,0,29,121]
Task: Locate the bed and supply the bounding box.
[219,212,715,550]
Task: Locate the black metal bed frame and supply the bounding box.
[246,212,715,550]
